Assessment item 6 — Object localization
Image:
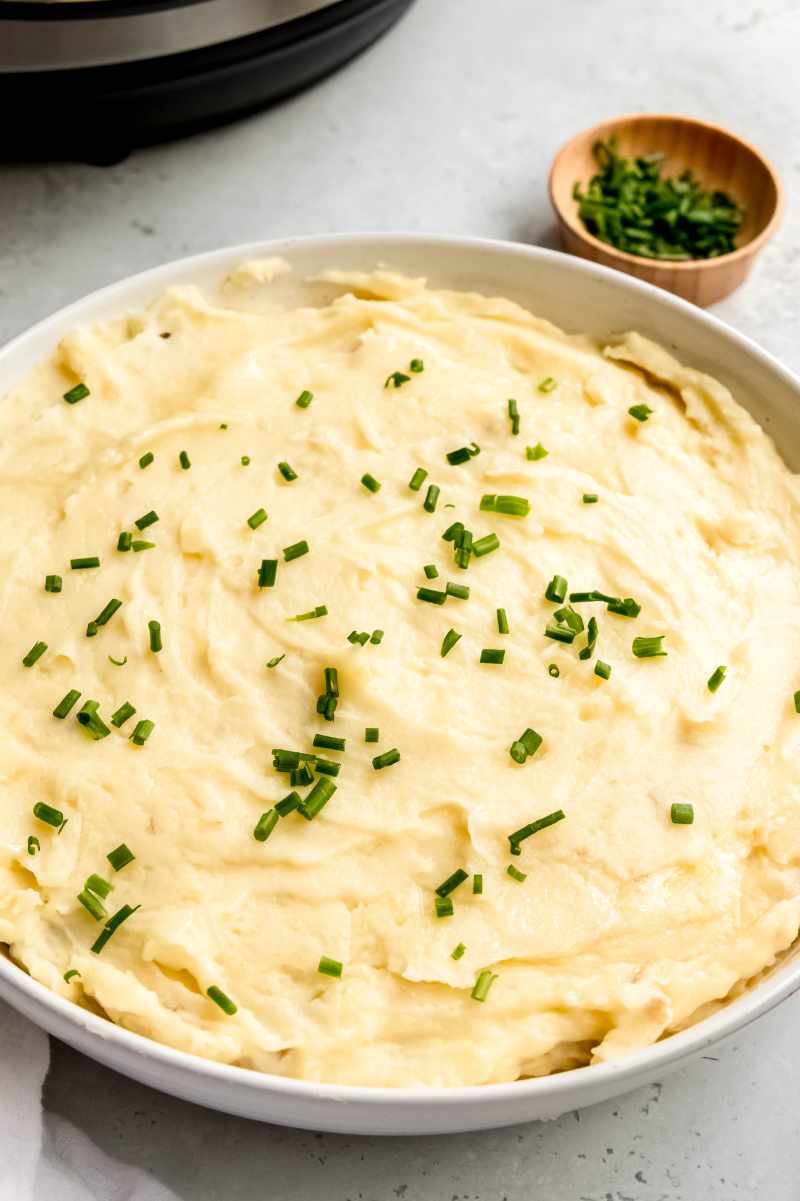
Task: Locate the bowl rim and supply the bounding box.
[548,111,785,273]
[2,230,800,1116]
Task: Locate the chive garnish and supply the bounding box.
[258,559,277,588]
[291,764,314,786]
[295,390,313,408]
[63,382,90,404]
[385,371,411,388]
[77,700,111,740]
[526,443,548,461]
[299,776,336,820]
[107,843,135,871]
[442,522,463,543]
[148,620,162,653]
[440,628,461,657]
[446,582,470,600]
[410,358,424,373]
[45,574,62,593]
[241,456,250,466]
[314,758,340,778]
[86,873,112,899]
[276,462,297,483]
[135,540,157,553]
[266,654,285,668]
[372,748,400,770]
[409,467,428,492]
[108,655,127,667]
[472,873,483,895]
[632,635,666,658]
[794,691,800,714]
[497,608,509,635]
[134,511,159,531]
[247,508,268,530]
[130,719,155,746]
[22,641,47,668]
[275,791,301,816]
[111,701,136,728]
[545,575,568,603]
[508,809,566,855]
[579,615,599,661]
[594,660,612,680]
[90,903,139,954]
[506,864,527,883]
[538,377,557,394]
[670,802,694,825]
[254,808,279,842]
[71,557,100,570]
[480,494,529,517]
[423,484,440,513]
[417,587,447,605]
[628,404,653,423]
[206,986,237,1015]
[707,665,726,693]
[471,969,498,1002]
[423,564,439,579]
[318,956,343,979]
[348,630,370,645]
[361,473,381,494]
[139,452,154,469]
[607,597,641,618]
[548,663,560,678]
[582,493,599,504]
[64,969,80,983]
[435,896,454,918]
[365,727,379,743]
[435,868,469,898]
[472,532,500,558]
[545,623,575,644]
[28,836,40,856]
[87,598,122,637]
[290,605,328,622]
[509,727,542,764]
[179,450,191,469]
[313,734,345,751]
[33,802,64,829]
[508,398,520,435]
[53,689,81,719]
[446,443,480,466]
[451,943,466,960]
[283,540,309,561]
[78,890,106,921]
[480,648,505,664]
[117,532,132,552]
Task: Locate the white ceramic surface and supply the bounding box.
[2,233,799,1136]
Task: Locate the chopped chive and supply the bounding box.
[707,665,726,693]
[480,494,530,517]
[90,903,139,954]
[670,802,694,825]
[372,748,400,770]
[28,836,40,856]
[471,968,498,1002]
[446,443,480,466]
[277,461,298,483]
[509,740,527,764]
[794,690,800,714]
[179,450,191,469]
[497,608,509,635]
[219,423,228,430]
[22,641,47,668]
[578,615,599,661]
[283,540,309,561]
[435,868,469,898]
[88,598,122,637]
[318,956,343,978]
[108,655,127,667]
[289,605,328,622]
[295,389,313,409]
[117,532,132,552]
[258,559,278,588]
[130,719,155,746]
[423,564,439,579]
[275,791,301,816]
[582,493,599,504]
[607,597,641,618]
[423,484,440,513]
[628,404,653,423]
[107,843,135,871]
[417,586,447,605]
[247,508,268,530]
[538,377,558,395]
[364,728,380,745]
[63,382,90,404]
[526,443,548,461]
[548,663,560,678]
[361,473,381,494]
[385,371,411,388]
[508,727,543,766]
[324,666,339,696]
[545,622,576,644]
[446,582,470,600]
[110,701,136,728]
[480,648,505,664]
[266,654,285,668]
[508,398,520,436]
[472,532,500,558]
[440,628,462,657]
[472,873,483,895]
[291,764,314,787]
[134,510,159,531]
[206,985,237,1015]
[133,539,156,553]
[77,700,111,741]
[451,942,466,961]
[442,522,464,543]
[435,895,454,918]
[632,635,666,659]
[370,629,384,644]
[71,557,100,570]
[545,575,568,603]
[409,358,424,373]
[409,467,428,492]
[78,890,106,921]
[53,689,81,719]
[64,969,81,983]
[85,873,112,900]
[348,630,370,645]
[139,451,154,469]
[506,864,527,883]
[508,809,566,855]
[148,620,162,653]
[254,808,279,842]
[241,456,250,466]
[313,734,345,751]
[595,660,612,680]
[33,802,64,829]
[299,776,336,820]
[314,759,340,778]
[45,574,62,593]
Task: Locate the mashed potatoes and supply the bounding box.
[2,263,800,1087]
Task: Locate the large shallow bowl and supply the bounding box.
[2,234,800,1135]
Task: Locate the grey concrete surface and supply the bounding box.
[5,0,800,1196]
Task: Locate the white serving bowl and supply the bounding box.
[2,234,799,1135]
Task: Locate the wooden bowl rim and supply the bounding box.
[548,112,785,274]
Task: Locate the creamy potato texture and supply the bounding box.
[2,263,800,1087]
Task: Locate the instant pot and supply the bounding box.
[0,0,414,159]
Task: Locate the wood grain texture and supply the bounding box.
[549,114,783,306]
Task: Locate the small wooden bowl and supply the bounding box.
[548,114,783,306]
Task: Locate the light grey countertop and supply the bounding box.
[4,0,800,1196]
